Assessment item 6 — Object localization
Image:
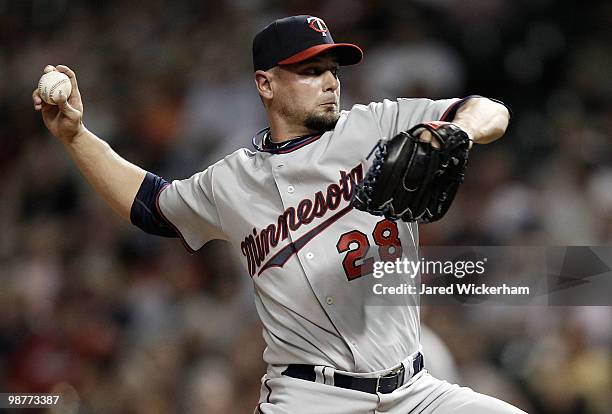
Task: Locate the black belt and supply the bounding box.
[282,352,424,395]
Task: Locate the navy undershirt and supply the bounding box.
[130,172,177,237]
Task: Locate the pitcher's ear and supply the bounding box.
[255,70,274,100]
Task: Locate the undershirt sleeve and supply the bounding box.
[130,172,177,238]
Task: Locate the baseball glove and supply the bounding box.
[352,121,471,223]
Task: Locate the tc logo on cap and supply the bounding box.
[252,15,362,71]
[307,17,328,37]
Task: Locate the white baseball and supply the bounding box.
[37,71,72,105]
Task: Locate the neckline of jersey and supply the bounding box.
[251,127,324,154]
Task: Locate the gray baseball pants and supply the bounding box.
[256,361,526,413]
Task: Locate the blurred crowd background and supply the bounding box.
[1,0,611,413]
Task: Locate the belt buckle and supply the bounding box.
[375,365,404,393]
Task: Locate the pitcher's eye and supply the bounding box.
[303,67,320,76]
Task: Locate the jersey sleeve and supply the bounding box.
[366,97,474,139]
[157,166,227,252]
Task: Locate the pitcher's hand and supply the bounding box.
[33,65,85,144]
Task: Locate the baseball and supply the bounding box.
[37,71,71,105]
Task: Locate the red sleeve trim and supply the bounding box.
[439,95,481,121]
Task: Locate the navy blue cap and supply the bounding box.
[252,15,363,72]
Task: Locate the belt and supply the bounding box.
[282,352,424,395]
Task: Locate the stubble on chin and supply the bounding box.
[303,109,340,132]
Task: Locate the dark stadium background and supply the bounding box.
[1,1,610,413]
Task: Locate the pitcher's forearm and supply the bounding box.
[452,98,510,144]
[65,128,146,221]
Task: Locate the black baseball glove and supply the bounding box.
[352,121,471,223]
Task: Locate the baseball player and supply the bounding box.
[33,15,525,414]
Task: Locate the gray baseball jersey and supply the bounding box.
[158,97,460,372]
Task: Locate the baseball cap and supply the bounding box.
[252,15,363,71]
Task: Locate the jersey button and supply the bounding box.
[287,185,295,194]
[326,296,334,305]
[306,252,314,259]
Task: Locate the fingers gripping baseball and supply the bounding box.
[33,64,85,145]
[55,89,80,119]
